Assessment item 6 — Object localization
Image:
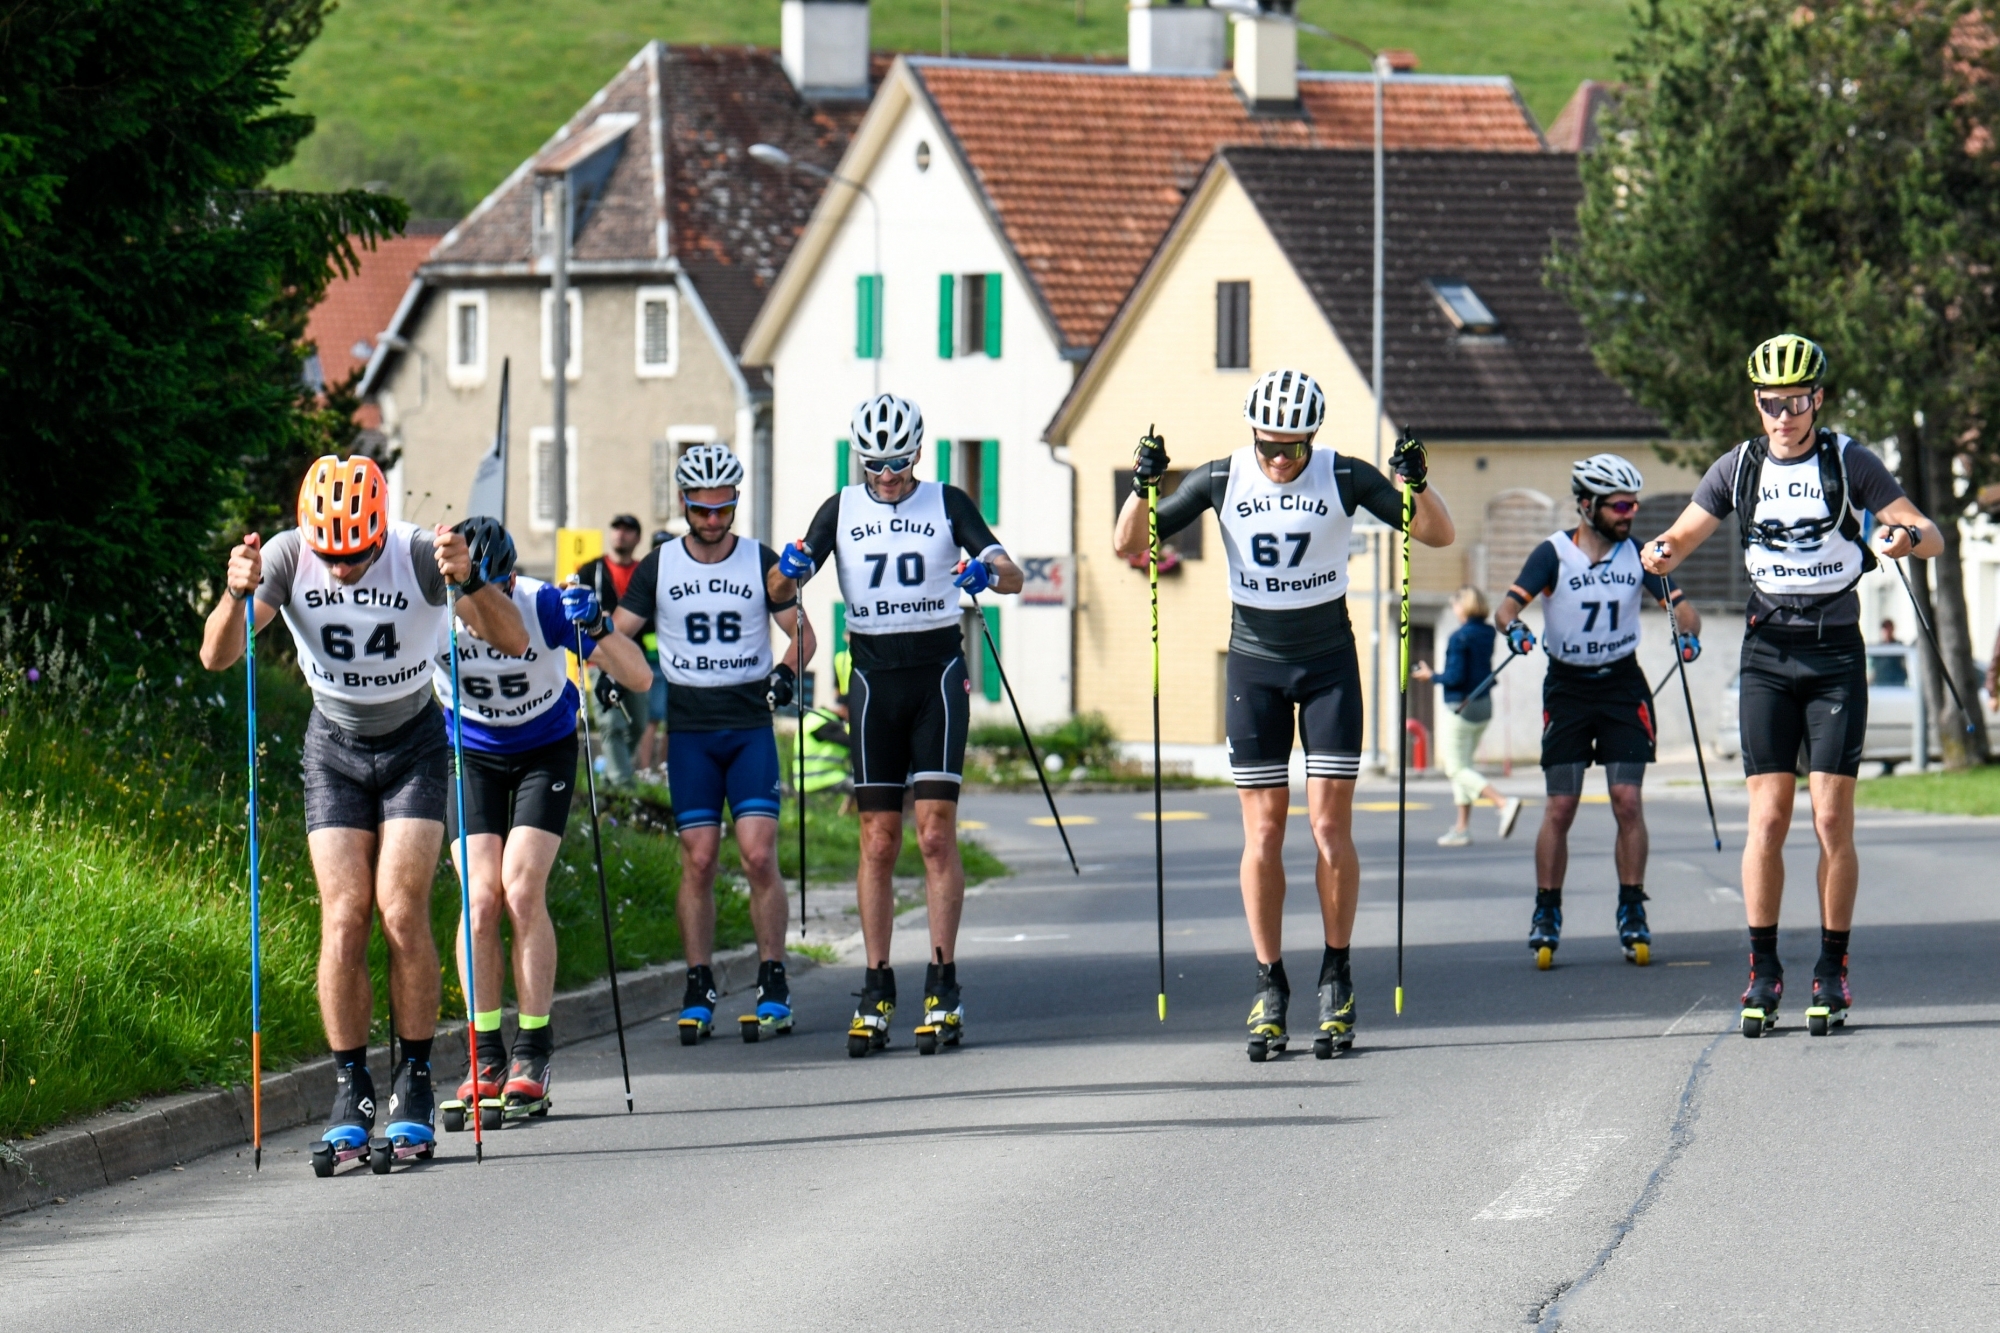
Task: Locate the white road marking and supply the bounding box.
[1475,1130,1630,1221]
[1706,885,1743,904]
[963,933,1071,943]
[1661,995,1708,1037]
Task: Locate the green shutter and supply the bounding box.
[938,274,955,358]
[833,602,848,653]
[835,437,850,489]
[980,606,1002,702]
[936,438,953,484]
[856,275,882,359]
[983,273,1002,359]
[980,439,1000,523]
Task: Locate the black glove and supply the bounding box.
[1133,429,1170,491]
[767,663,796,710]
[1388,432,1428,494]
[593,670,625,712]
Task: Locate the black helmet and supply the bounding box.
[452,515,517,585]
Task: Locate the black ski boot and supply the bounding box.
[442,1028,505,1133]
[1530,890,1562,970]
[1617,885,1651,965]
[1807,963,1850,1037]
[739,959,794,1043]
[1740,961,1784,1038]
[678,965,719,1045]
[1247,960,1290,1063]
[371,1058,437,1172]
[915,958,963,1056]
[1314,972,1356,1060]
[310,1060,376,1177]
[502,1026,553,1121]
[847,967,896,1058]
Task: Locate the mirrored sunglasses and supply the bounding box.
[684,500,737,518]
[1253,436,1309,460]
[1756,390,1815,419]
[861,455,916,475]
[1598,498,1640,516]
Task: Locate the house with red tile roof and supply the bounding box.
[304,222,452,431]
[740,13,1546,723]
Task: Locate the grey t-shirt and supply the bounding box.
[1690,436,1906,630]
[255,527,449,735]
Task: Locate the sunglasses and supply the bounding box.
[1597,499,1640,516]
[1756,390,1816,419]
[684,500,737,519]
[320,543,380,567]
[1253,436,1310,460]
[861,455,916,476]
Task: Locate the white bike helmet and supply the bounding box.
[850,393,924,461]
[1571,453,1645,498]
[675,442,744,491]
[1243,368,1326,435]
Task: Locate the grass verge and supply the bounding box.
[1854,765,2000,817]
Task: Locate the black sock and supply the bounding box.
[1749,925,1781,977]
[866,966,895,999]
[399,1036,433,1067]
[332,1045,366,1070]
[1257,957,1289,993]
[1319,945,1351,987]
[1817,928,1850,977]
[1535,888,1562,911]
[515,1024,553,1055]
[1618,883,1647,904]
[940,961,956,991]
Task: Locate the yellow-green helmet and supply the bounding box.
[1747,334,1827,387]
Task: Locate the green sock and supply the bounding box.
[474,1008,504,1033]
[517,1013,549,1030]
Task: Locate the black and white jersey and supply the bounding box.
[619,536,793,733]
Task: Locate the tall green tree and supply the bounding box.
[0,1,405,664]
[1555,0,2000,765]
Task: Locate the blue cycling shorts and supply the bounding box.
[667,726,782,830]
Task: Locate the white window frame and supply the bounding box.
[634,285,679,378]
[528,426,581,532]
[446,290,488,387]
[540,288,583,382]
[659,424,721,533]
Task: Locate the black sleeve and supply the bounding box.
[798,494,843,577]
[942,485,1002,556]
[1642,571,1673,604]
[759,543,797,612]
[1152,459,1225,541]
[618,549,660,624]
[1842,441,1909,514]
[1506,540,1561,602]
[1338,456,1406,530]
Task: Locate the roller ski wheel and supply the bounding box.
[1740,970,1783,1039]
[1313,976,1355,1060]
[311,1130,369,1178]
[441,1105,466,1135]
[914,985,964,1056]
[500,1039,553,1122]
[847,968,896,1058]
[1617,896,1652,966]
[1246,966,1289,1064]
[1805,971,1850,1037]
[443,1030,506,1133]
[1529,894,1562,971]
[370,1059,437,1171]
[738,960,794,1043]
[313,1062,376,1176]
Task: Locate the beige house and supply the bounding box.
[1047,147,1708,765]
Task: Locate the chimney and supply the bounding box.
[1128,0,1226,74]
[781,0,871,101]
[1231,1,1298,113]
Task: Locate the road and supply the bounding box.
[8,773,1999,1330]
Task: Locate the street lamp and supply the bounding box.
[749,143,882,393]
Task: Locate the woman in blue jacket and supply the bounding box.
[1413,586,1523,846]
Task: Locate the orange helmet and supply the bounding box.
[297,455,388,556]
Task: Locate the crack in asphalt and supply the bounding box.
[1533,1024,1731,1331]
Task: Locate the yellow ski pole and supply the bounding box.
[1148,430,1167,1022]
[1395,445,1415,1017]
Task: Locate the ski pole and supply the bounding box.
[1148,449,1167,1022]
[971,591,1080,876]
[243,592,263,1172]
[794,604,810,941]
[574,623,635,1114]
[1656,574,1722,853]
[1395,480,1413,1017]
[446,589,485,1162]
[1453,651,1520,716]
[1891,556,1977,734]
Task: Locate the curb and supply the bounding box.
[0,941,816,1217]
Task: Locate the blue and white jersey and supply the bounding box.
[434,576,597,753]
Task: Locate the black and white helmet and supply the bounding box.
[1571,453,1645,499]
[675,442,744,491]
[850,393,924,461]
[1243,369,1326,435]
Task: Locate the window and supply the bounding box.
[540,288,583,380]
[1112,469,1203,559]
[954,272,1002,358]
[1215,280,1250,369]
[936,439,1000,523]
[856,274,883,359]
[635,285,678,378]
[446,290,488,387]
[529,426,580,531]
[1425,278,1500,335]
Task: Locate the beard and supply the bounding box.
[1591,510,1633,544]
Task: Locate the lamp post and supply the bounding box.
[749,143,882,395]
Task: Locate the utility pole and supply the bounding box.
[549,174,571,532]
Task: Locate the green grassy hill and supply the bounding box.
[277,0,1633,213]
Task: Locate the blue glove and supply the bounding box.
[560,583,612,639]
[953,558,993,595]
[1678,633,1701,664]
[777,540,815,580]
[1506,621,1536,656]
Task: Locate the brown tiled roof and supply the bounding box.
[307,225,450,389]
[1547,80,1621,154]
[910,60,1547,351]
[1222,146,1659,438]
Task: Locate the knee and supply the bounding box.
[738,842,778,881]
[1746,807,1791,846]
[1542,799,1579,832]
[1812,807,1851,846]
[858,822,901,862]
[1610,791,1645,826]
[320,910,372,965]
[682,843,719,880]
[916,821,955,863]
[379,900,436,950]
[1310,817,1353,860]
[501,877,548,924]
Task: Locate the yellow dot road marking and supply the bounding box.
[1134,810,1208,821]
[1030,816,1096,826]
[1354,801,1433,812]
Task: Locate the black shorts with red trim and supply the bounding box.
[1540,655,1656,769]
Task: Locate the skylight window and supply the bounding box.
[1426,278,1500,335]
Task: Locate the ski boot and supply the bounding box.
[1806,966,1850,1037]
[1530,891,1563,971]
[1246,961,1290,1063]
[678,965,718,1046]
[310,1061,376,1177]
[914,960,963,1056]
[1617,890,1652,967]
[1313,973,1355,1060]
[501,1028,553,1123]
[739,959,794,1043]
[1740,964,1783,1038]
[441,1028,506,1134]
[847,967,896,1058]
[369,1059,437,1172]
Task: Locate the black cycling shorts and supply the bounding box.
[1541,658,1656,771]
[1224,647,1364,788]
[302,704,449,833]
[849,657,970,811]
[445,733,579,840]
[1738,626,1867,778]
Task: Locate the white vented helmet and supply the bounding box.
[850,393,924,460]
[675,442,744,491]
[1243,368,1326,435]
[1571,453,1645,498]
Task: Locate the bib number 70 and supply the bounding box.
[1250,533,1312,568]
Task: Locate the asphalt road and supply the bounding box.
[8,773,1999,1331]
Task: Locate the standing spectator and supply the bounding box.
[576,515,647,784]
[1413,586,1523,847]
[1880,618,1900,645]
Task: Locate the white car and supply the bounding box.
[1716,642,1995,771]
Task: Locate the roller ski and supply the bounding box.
[442,1028,506,1134]
[1313,973,1355,1060]
[914,958,963,1056]
[500,1029,553,1123]
[310,1061,376,1177]
[1529,891,1562,971]
[1740,966,1783,1038]
[1806,967,1850,1037]
[738,959,794,1043]
[1617,890,1651,966]
[846,967,895,1058]
[1246,961,1289,1063]
[678,965,718,1046]
[368,1058,437,1173]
